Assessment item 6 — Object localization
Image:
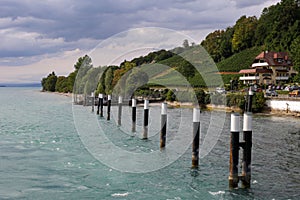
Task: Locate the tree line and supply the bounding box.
[201,0,300,78]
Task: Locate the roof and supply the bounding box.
[254,51,292,66]
[239,69,273,74]
[239,69,256,74]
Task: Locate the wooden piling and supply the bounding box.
[97,94,100,115]
[246,88,254,112]
[99,93,104,117]
[132,98,136,132]
[241,112,252,188]
[107,95,111,121]
[229,113,240,189]
[118,96,122,126]
[143,99,149,139]
[160,102,167,148]
[192,108,200,168]
[91,92,95,112]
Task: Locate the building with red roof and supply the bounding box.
[239,51,297,85]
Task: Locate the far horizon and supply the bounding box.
[0,83,41,87]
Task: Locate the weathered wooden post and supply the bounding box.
[241,112,252,188]
[83,94,87,106]
[99,93,104,117]
[192,107,200,168]
[107,95,111,121]
[97,93,100,115]
[160,102,167,148]
[246,88,254,112]
[91,92,95,112]
[132,98,137,132]
[118,96,122,126]
[229,113,240,189]
[143,99,149,139]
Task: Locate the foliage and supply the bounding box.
[201,0,300,66]
[232,16,258,52]
[251,92,266,113]
[104,67,114,94]
[194,88,210,105]
[125,67,149,98]
[226,93,246,110]
[55,76,70,93]
[182,39,189,48]
[291,36,300,70]
[166,89,176,101]
[41,72,57,92]
[217,46,263,72]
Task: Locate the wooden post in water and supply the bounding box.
[107,95,111,121]
[229,113,240,189]
[84,94,87,106]
[99,93,104,117]
[241,112,252,188]
[97,94,100,115]
[143,99,149,139]
[192,107,200,168]
[246,88,254,112]
[132,98,137,132]
[118,96,122,126]
[160,102,167,148]
[91,92,95,112]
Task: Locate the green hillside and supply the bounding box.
[217,46,263,72]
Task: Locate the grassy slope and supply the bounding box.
[217,46,263,72]
[140,46,264,86]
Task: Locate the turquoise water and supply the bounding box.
[0,87,299,199]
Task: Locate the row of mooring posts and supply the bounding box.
[229,89,253,189]
[90,93,201,167]
[88,88,253,189]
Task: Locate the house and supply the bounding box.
[239,51,297,85]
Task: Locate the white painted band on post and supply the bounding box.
[230,113,240,132]
[243,112,252,131]
[118,96,122,104]
[132,99,136,107]
[91,92,94,97]
[249,90,254,96]
[193,108,200,122]
[144,99,149,109]
[99,93,103,98]
[161,103,167,115]
[108,95,111,100]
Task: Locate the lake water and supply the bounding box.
[0,87,299,199]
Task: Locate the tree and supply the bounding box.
[290,36,300,82]
[183,39,189,48]
[291,36,300,71]
[74,55,92,71]
[104,67,114,94]
[232,16,258,52]
[74,55,93,94]
[55,76,69,93]
[41,72,57,92]
[125,68,149,98]
[177,59,195,78]
[252,92,266,113]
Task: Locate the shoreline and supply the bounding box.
[45,91,300,118]
[41,90,73,98]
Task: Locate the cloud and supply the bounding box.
[0,0,281,83]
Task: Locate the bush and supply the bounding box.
[252,92,265,113]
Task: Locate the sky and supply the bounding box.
[0,0,281,84]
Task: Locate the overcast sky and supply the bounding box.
[0,0,281,83]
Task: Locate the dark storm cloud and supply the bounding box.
[0,0,278,61]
